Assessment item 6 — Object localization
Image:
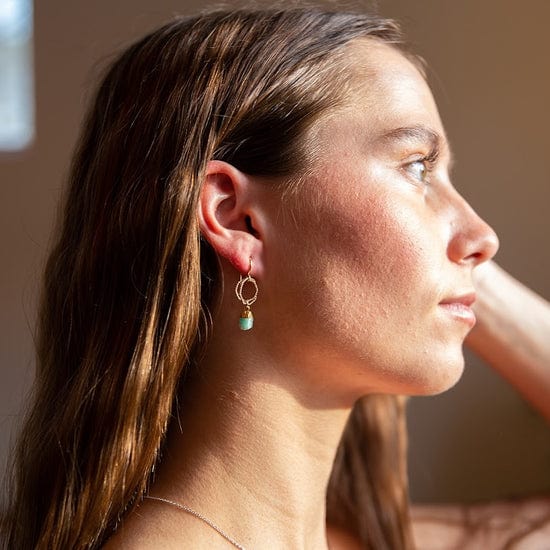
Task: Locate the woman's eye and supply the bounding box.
[405,159,429,184]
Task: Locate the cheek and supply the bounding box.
[281,186,429,342]
[317,190,431,311]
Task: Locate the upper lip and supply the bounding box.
[439,292,476,307]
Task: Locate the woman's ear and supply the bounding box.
[198,160,265,277]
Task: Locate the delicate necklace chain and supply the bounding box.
[144,495,247,550]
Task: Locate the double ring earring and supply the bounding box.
[235,257,258,331]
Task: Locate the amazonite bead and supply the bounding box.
[239,316,254,331]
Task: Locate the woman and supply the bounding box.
[2,7,500,549]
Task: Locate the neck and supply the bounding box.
[151,325,352,549]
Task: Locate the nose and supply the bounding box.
[447,194,500,267]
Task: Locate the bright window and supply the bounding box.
[0,0,33,151]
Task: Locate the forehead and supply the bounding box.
[340,39,445,137]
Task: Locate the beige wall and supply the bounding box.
[1,0,549,503]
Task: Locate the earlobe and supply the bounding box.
[198,160,265,277]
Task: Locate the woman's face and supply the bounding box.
[259,40,498,403]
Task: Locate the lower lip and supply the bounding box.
[439,303,476,328]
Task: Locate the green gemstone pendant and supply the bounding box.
[239,307,254,331]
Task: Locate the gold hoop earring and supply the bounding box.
[235,257,258,331]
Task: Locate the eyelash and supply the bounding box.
[404,148,439,185]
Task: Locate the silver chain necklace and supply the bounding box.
[144,495,247,550]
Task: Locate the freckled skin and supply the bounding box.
[257,41,498,405]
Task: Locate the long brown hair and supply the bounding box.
[2,8,414,549]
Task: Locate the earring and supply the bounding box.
[235,257,258,331]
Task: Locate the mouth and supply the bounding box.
[438,292,477,328]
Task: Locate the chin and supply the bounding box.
[412,353,466,396]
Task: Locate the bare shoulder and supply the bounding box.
[101,506,176,550]
[411,496,550,549]
[101,500,229,549]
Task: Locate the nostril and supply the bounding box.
[464,250,486,266]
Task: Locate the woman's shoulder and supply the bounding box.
[411,496,550,549]
[101,502,225,549]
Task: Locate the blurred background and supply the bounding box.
[1,0,549,504]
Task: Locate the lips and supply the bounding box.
[438,292,477,327]
[439,292,476,307]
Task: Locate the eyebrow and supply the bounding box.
[378,125,455,168]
